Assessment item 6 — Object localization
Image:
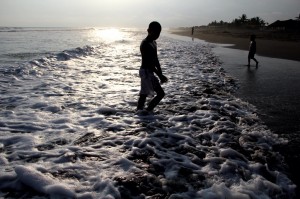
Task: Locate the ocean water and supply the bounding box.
[0,27,296,198]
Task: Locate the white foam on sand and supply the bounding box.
[0,31,296,198]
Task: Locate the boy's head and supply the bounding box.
[147,21,161,40]
[250,34,256,41]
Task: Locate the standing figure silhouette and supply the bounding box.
[137,21,168,113]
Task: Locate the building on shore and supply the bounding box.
[268,19,300,31]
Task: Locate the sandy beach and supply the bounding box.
[171,27,300,61]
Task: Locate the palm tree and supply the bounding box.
[239,14,248,24]
[255,17,266,26]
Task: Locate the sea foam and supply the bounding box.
[0,29,296,198]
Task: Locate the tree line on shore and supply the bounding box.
[208,14,267,28]
[207,14,300,28]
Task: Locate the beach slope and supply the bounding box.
[171,27,300,61]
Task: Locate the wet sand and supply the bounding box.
[214,46,300,198]
[171,28,300,62]
[166,32,300,197]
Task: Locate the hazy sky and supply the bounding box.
[1,0,299,28]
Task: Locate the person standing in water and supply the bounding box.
[137,21,168,113]
[247,34,259,67]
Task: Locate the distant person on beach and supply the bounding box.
[191,26,194,35]
[137,21,168,113]
[247,34,259,67]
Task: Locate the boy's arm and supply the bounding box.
[154,58,162,77]
[153,47,168,83]
[154,61,168,83]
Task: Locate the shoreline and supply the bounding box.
[170,28,300,62]
[175,29,300,197]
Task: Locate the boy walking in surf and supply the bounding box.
[137,21,168,113]
[247,34,259,67]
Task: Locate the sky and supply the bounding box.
[1,0,299,28]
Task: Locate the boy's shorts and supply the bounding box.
[139,68,160,96]
[248,52,255,59]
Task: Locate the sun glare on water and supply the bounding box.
[93,28,125,42]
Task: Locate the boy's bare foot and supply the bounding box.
[136,109,154,116]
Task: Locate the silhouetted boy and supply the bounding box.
[137,21,168,113]
[247,34,259,67]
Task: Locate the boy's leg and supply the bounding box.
[247,54,251,66]
[146,85,165,111]
[253,57,259,66]
[137,94,147,110]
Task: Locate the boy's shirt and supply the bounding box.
[249,41,256,54]
[140,37,161,75]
